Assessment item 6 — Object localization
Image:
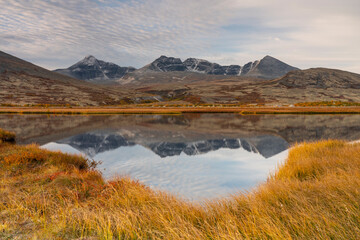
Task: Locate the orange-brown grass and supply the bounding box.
[1,130,360,239]
[0,128,15,143]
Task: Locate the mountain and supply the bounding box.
[135,55,298,79]
[54,55,136,82]
[0,51,129,106]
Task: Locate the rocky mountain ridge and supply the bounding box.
[53,54,299,82]
[138,55,298,79]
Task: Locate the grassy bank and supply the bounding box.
[1,130,360,239]
[1,106,360,115]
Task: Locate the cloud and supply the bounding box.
[0,0,234,68]
[204,0,360,72]
[0,0,359,73]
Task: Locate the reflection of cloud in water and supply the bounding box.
[97,146,288,201]
[42,143,288,201]
[42,142,84,156]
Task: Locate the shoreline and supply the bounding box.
[1,106,360,115]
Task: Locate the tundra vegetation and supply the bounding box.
[0,129,359,239]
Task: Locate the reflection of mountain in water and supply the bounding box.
[61,133,135,157]
[149,139,258,158]
[58,132,289,159]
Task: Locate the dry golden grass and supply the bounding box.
[1,130,360,239]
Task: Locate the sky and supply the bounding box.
[0,0,359,73]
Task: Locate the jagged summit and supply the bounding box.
[54,55,136,82]
[148,55,186,72]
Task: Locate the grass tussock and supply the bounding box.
[1,130,360,239]
[0,128,15,143]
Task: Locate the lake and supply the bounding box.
[1,113,359,201]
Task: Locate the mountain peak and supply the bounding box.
[260,55,290,65]
[84,55,96,59]
[80,55,99,65]
[262,55,276,60]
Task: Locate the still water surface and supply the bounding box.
[1,114,359,201]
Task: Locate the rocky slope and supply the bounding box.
[54,55,136,83]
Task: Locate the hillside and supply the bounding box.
[0,51,135,106]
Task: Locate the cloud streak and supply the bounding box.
[0,0,359,73]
